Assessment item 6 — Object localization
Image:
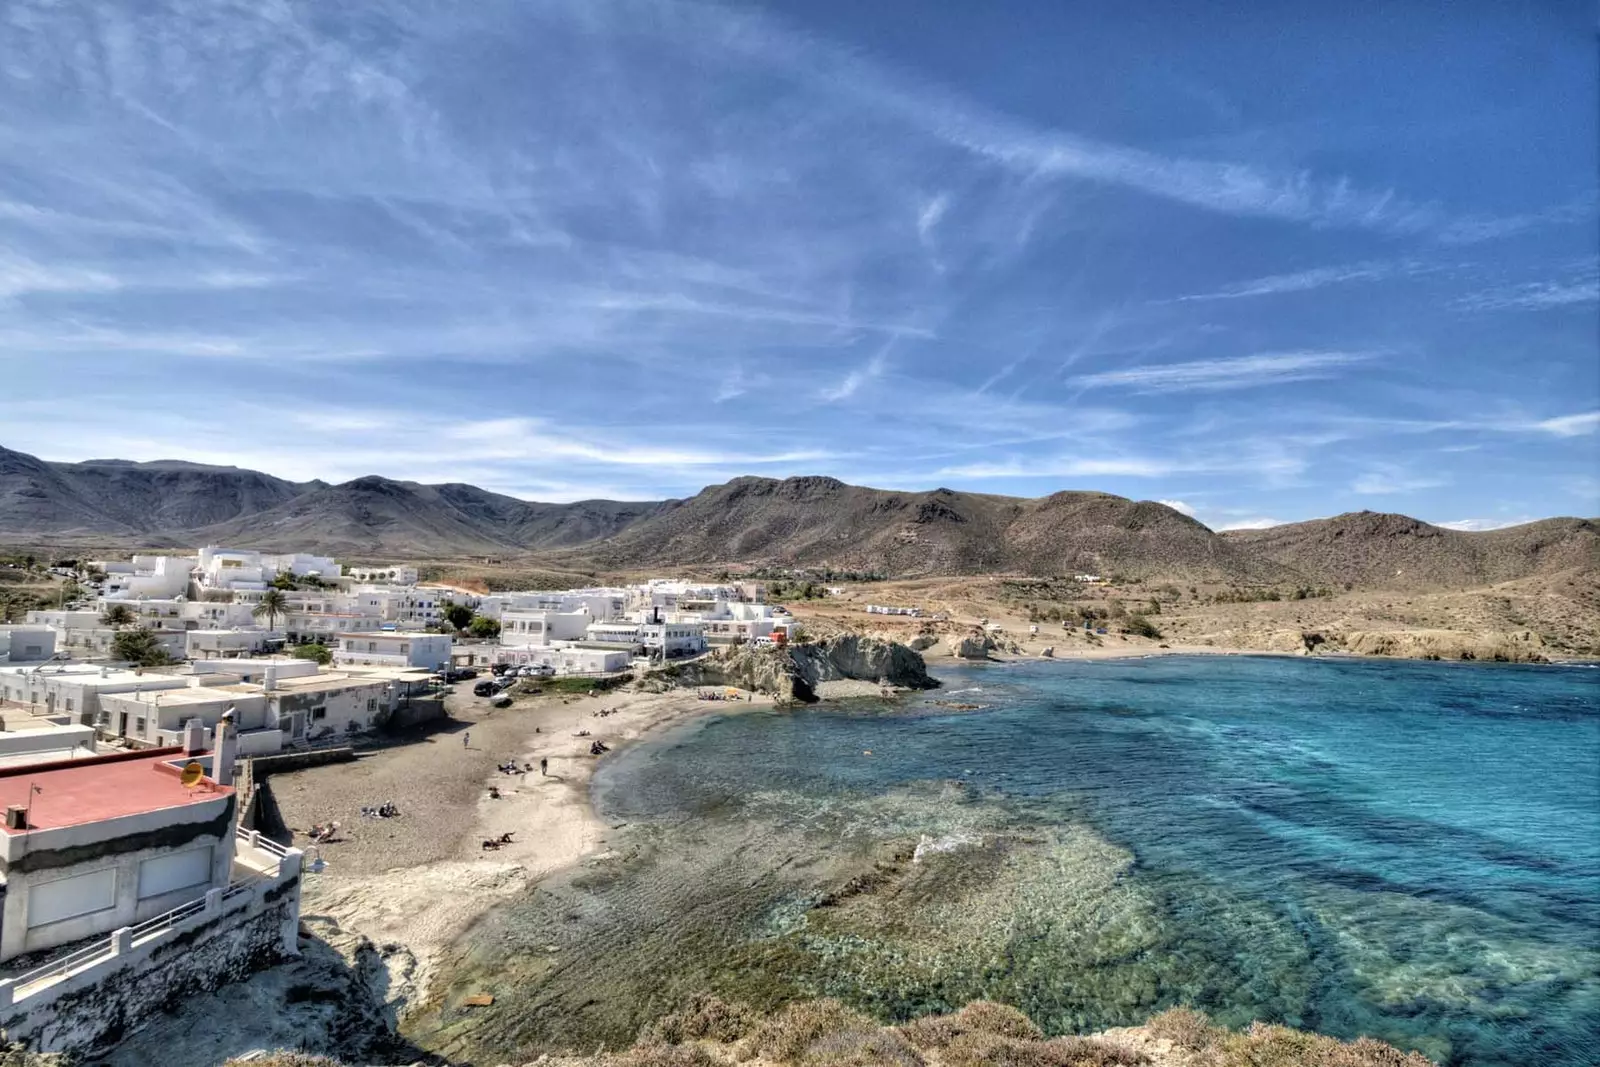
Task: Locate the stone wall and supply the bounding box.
[0,867,301,1060]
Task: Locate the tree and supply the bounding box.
[467,615,501,639]
[292,643,333,666]
[112,627,175,667]
[100,603,136,629]
[1301,632,1327,656]
[443,602,474,631]
[270,572,299,591]
[253,588,289,631]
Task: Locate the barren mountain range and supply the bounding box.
[1,445,1595,591]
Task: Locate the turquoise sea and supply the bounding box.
[588,656,1600,1067]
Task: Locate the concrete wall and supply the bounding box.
[0,629,56,666]
[0,858,301,1059]
[0,792,236,962]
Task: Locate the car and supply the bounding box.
[472,680,496,697]
[456,667,479,680]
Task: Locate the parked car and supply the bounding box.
[455,667,479,680]
[472,680,496,697]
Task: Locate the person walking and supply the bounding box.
[540,757,548,776]
[463,730,470,748]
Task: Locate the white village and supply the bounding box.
[0,548,803,1058]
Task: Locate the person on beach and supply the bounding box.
[463,731,470,748]
[540,757,548,776]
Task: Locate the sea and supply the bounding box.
[438,655,1600,1067]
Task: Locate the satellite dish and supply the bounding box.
[180,761,205,789]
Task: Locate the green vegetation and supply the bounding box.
[293,643,333,665]
[253,588,289,631]
[1145,1006,1434,1067]
[443,602,475,631]
[1210,586,1333,604]
[526,673,634,696]
[468,614,501,638]
[1121,614,1162,640]
[111,626,175,667]
[100,603,136,629]
[768,580,823,601]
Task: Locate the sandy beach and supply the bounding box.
[273,682,776,1017]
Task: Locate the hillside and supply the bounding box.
[1221,511,1600,590]
[0,446,1594,592]
[190,477,668,557]
[589,477,1280,582]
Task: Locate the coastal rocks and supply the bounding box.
[663,635,939,704]
[908,634,939,652]
[1274,627,1552,663]
[950,632,999,659]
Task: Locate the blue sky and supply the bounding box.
[1,0,1595,530]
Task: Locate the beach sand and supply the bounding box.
[274,683,774,1016]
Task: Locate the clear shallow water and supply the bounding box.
[593,656,1600,1067]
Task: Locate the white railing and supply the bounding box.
[1,837,300,1006]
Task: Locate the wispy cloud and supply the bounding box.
[1534,411,1600,437]
[1074,350,1373,392]
[1212,516,1284,531]
[1350,466,1448,495]
[1157,499,1197,516]
[1453,278,1600,312]
[821,345,892,402]
[1174,262,1395,302]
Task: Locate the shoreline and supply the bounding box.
[272,645,1591,1056]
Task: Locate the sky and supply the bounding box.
[1,0,1596,531]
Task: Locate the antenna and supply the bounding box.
[180,761,205,789]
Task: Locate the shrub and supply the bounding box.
[642,993,758,1046]
[901,1002,1043,1049]
[293,643,333,665]
[940,1032,1146,1067]
[1146,1007,1220,1050]
[1122,614,1162,640]
[748,999,879,1063]
[110,626,175,667]
[800,1028,924,1067]
[611,1045,729,1067]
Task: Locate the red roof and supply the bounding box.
[0,748,233,834]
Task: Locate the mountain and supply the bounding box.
[588,477,1278,581]
[1220,511,1600,589]
[188,477,669,557]
[1,446,1593,589]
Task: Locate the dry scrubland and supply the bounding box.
[785,570,1600,663]
[225,998,1434,1067]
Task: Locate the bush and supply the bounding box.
[641,993,757,1046]
[1145,1007,1220,1050]
[468,614,501,639]
[941,1032,1146,1067]
[901,1002,1043,1049]
[293,643,333,666]
[749,999,879,1063]
[110,626,175,667]
[1122,614,1162,640]
[800,1028,924,1067]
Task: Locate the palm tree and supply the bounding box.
[100,603,136,629]
[253,588,289,632]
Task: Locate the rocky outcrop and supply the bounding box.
[1258,627,1551,663]
[950,633,996,660]
[653,636,939,704]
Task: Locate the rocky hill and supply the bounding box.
[0,446,1593,591]
[1221,511,1600,589]
[588,477,1281,582]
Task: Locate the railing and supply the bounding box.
[3,836,300,1005]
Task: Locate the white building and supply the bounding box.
[346,565,418,585]
[0,745,242,961]
[0,665,190,726]
[0,627,56,665]
[583,618,705,658]
[494,646,631,675]
[95,555,196,601]
[500,609,593,647]
[332,632,453,671]
[185,629,279,660]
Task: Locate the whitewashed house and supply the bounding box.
[332,632,452,670]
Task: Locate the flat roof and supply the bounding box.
[0,748,231,833]
[334,631,442,639]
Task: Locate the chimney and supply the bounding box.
[5,805,26,831]
[215,705,238,786]
[262,665,277,693]
[184,717,206,756]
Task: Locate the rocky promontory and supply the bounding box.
[649,634,939,703]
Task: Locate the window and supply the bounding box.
[28,867,117,928]
[399,643,409,654]
[311,706,326,721]
[65,698,74,712]
[137,846,212,900]
[135,717,146,735]
[367,698,377,712]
